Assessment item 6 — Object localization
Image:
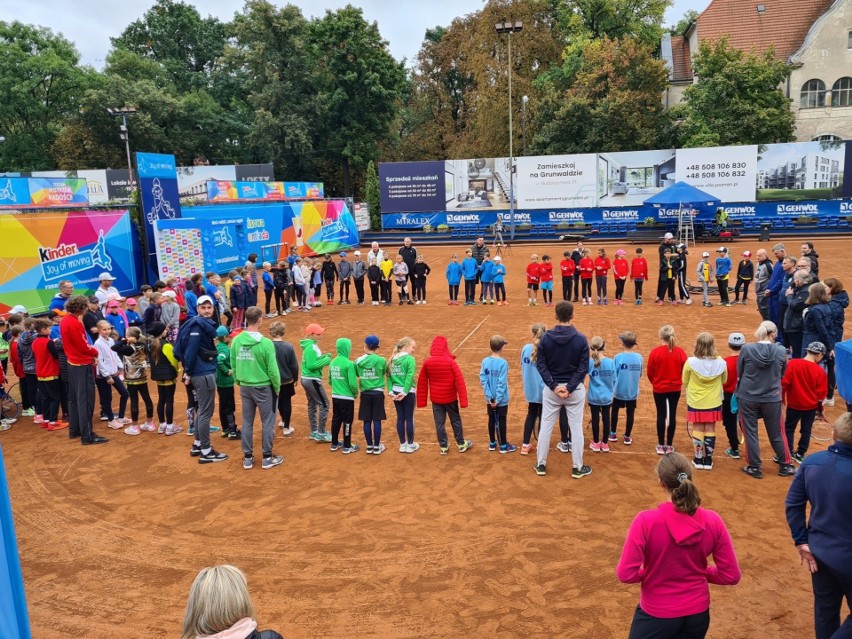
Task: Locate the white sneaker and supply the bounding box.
[685,299,693,305]
[165,423,183,436]
[823,397,835,407]
[281,425,294,436]
[139,422,156,432]
[372,301,379,306]
[407,442,420,453]
[108,419,124,430]
[121,417,133,424]
[556,441,572,453]
[399,443,410,453]
[124,424,141,436]
[421,301,426,305]
[374,443,386,455]
[157,422,167,434]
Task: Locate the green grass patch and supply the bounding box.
[757,188,833,201]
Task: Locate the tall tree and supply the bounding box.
[673,38,795,147]
[364,160,381,229]
[308,5,407,196]
[0,21,94,171]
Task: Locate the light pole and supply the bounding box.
[521,95,529,156]
[106,107,138,197]
[495,21,522,241]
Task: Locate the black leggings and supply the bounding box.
[413,279,426,301]
[274,288,287,313]
[628,606,709,639]
[523,402,569,445]
[734,278,750,302]
[615,279,626,300]
[277,382,295,426]
[325,279,335,301]
[581,279,592,298]
[634,280,644,299]
[826,355,836,399]
[448,284,460,301]
[653,391,681,446]
[127,382,154,421]
[590,403,611,443]
[96,376,128,420]
[495,283,506,302]
[217,385,236,433]
[264,289,274,314]
[464,279,476,302]
[611,398,637,437]
[157,383,175,424]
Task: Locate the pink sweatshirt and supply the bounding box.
[616,502,741,618]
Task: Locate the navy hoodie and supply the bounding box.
[535,324,589,392]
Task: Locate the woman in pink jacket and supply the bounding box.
[616,452,741,638]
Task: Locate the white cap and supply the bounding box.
[162,290,177,299]
[98,272,114,281]
[10,304,27,314]
[354,250,361,256]
[702,251,710,258]
[197,295,214,306]
[717,246,728,253]
[494,256,502,262]
[664,232,674,240]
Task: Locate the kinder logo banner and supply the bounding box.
[0,177,89,208]
[137,152,182,268]
[137,153,177,178]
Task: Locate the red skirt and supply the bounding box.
[687,405,722,423]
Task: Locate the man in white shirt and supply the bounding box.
[94,272,121,309]
[367,241,385,266]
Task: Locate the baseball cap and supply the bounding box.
[10,304,27,314]
[87,295,100,304]
[340,252,347,257]
[306,323,325,337]
[107,292,125,302]
[197,295,214,306]
[108,301,120,308]
[216,325,230,339]
[233,275,243,281]
[98,272,114,281]
[702,251,710,258]
[728,332,745,347]
[365,334,380,349]
[354,250,361,256]
[664,232,674,240]
[806,341,826,355]
[716,246,728,253]
[494,256,502,262]
[148,321,166,337]
[676,243,686,251]
[615,249,626,256]
[162,290,177,299]
[126,298,137,306]
[742,250,752,258]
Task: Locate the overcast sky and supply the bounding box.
[3,0,708,67]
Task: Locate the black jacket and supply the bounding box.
[413,262,431,278]
[321,260,338,281]
[535,324,589,393]
[399,245,418,269]
[784,285,810,333]
[736,259,754,281]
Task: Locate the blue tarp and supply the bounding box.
[0,445,31,639]
[836,339,852,404]
[643,181,722,209]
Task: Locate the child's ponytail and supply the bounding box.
[529,323,546,363]
[590,336,605,367]
[659,324,676,351]
[393,336,414,358]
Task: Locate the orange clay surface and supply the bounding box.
[3,238,849,638]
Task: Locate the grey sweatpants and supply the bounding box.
[738,398,790,469]
[432,401,465,446]
[301,377,329,433]
[240,385,277,458]
[191,374,216,450]
[539,384,586,469]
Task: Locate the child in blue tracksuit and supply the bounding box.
[610,331,643,445]
[492,256,507,305]
[715,247,732,306]
[587,336,616,452]
[461,249,479,305]
[479,256,495,304]
[446,253,463,305]
[479,335,516,453]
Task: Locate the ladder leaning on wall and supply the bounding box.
[678,204,695,247]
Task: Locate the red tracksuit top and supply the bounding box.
[723,354,738,393]
[631,257,649,280]
[560,259,575,278]
[579,257,595,279]
[613,258,629,279]
[647,345,688,393]
[33,334,60,379]
[540,262,554,283]
[594,256,611,276]
[526,263,542,285]
[782,358,827,410]
[60,314,98,365]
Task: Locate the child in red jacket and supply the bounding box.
[721,333,744,459]
[647,325,688,454]
[416,335,472,454]
[594,248,611,305]
[32,318,65,430]
[631,247,649,305]
[579,249,595,305]
[526,254,541,307]
[540,255,554,307]
[559,251,575,302]
[612,249,630,305]
[782,341,828,463]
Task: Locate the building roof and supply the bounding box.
[670,36,693,82]
[696,0,836,61]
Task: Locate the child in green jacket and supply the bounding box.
[389,336,419,453]
[329,337,359,453]
[215,326,239,439]
[300,323,332,442]
[355,335,388,454]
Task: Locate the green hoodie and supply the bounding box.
[300,338,332,379]
[387,352,416,395]
[215,340,234,388]
[355,351,387,392]
[230,330,281,392]
[329,338,358,400]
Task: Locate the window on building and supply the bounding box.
[832,77,852,107]
[813,134,842,142]
[801,79,826,108]
[848,30,852,50]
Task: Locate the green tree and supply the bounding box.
[308,5,407,196]
[674,38,795,147]
[364,160,380,229]
[533,36,671,154]
[670,9,698,36]
[0,21,94,171]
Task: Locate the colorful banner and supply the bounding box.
[0,177,88,208]
[516,154,598,209]
[206,180,324,203]
[137,152,181,267]
[0,210,138,315]
[154,220,216,282]
[0,446,32,639]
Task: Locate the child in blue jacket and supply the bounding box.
[480,335,516,453]
[610,331,643,445]
[479,255,495,305]
[715,247,733,306]
[461,249,479,306]
[587,336,616,452]
[446,253,463,305]
[493,256,507,305]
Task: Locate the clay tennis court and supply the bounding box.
[4,238,848,638]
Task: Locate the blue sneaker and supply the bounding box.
[309,431,320,441]
[330,442,343,452]
[500,443,517,454]
[489,441,497,451]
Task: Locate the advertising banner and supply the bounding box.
[206,180,324,203]
[77,170,110,204]
[444,158,513,212]
[154,220,216,282]
[176,164,275,204]
[0,177,89,208]
[0,209,138,315]
[137,152,181,266]
[597,150,677,207]
[379,161,445,213]
[756,141,845,201]
[353,202,371,231]
[677,145,758,202]
[516,154,598,209]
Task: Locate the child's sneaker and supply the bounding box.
[623,436,632,445]
[692,457,705,470]
[534,463,547,476]
[281,425,294,437]
[124,424,141,436]
[198,449,228,464]
[665,445,676,454]
[165,423,183,436]
[343,444,360,454]
[365,445,374,454]
[399,443,410,453]
[572,465,592,479]
[655,444,666,455]
[158,422,167,434]
[520,443,531,455]
[608,431,617,442]
[243,456,254,470]
[373,443,386,455]
[140,422,156,432]
[330,442,343,452]
[457,440,473,453]
[320,432,332,442]
[108,419,124,430]
[589,441,601,452]
[556,441,571,453]
[407,442,420,453]
[439,446,449,455]
[262,455,284,469]
[792,451,804,464]
[488,441,497,451]
[600,442,610,453]
[725,448,740,459]
[120,417,133,424]
[227,429,241,440]
[33,414,44,424]
[500,443,517,454]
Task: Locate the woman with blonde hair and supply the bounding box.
[181,565,283,639]
[682,333,727,470]
[617,453,740,638]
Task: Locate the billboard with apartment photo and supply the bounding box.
[597,150,677,207]
[756,141,845,201]
[676,145,758,202]
[443,157,513,210]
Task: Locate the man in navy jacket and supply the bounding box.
[785,412,852,639]
[534,301,590,479]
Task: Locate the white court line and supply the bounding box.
[453,315,491,353]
